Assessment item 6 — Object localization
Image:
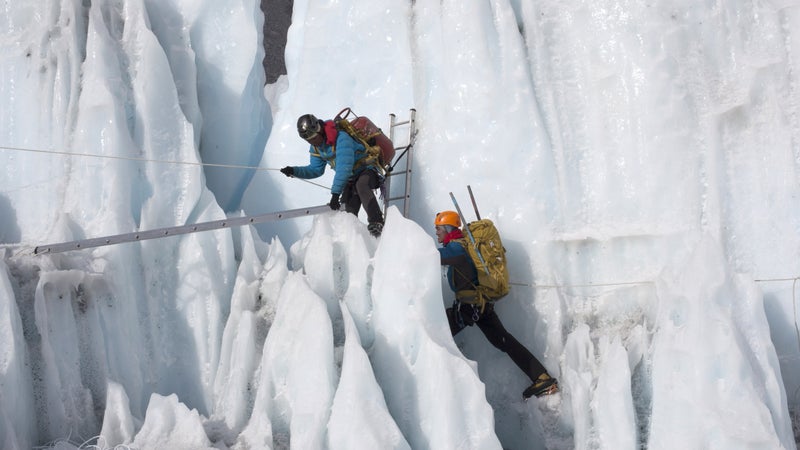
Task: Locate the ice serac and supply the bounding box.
[0,1,87,242]
[131,393,215,450]
[327,303,410,450]
[234,209,502,449]
[0,260,35,450]
[82,0,237,420]
[648,236,791,448]
[239,270,336,449]
[2,0,239,446]
[370,208,502,449]
[33,271,91,440]
[99,381,136,447]
[592,336,636,449]
[229,236,283,448]
[153,0,270,212]
[212,222,272,432]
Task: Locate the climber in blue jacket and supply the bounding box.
[281,113,384,237]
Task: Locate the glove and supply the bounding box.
[329,193,340,210]
[280,166,294,177]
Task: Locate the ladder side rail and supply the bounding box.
[385,112,397,213]
[402,109,417,217]
[34,205,331,255]
[385,109,416,217]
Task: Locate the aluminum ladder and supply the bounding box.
[383,108,417,218]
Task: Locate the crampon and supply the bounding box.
[523,376,559,399]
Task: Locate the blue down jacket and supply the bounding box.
[291,130,369,195]
[438,238,479,293]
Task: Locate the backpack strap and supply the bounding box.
[454,278,488,314]
[455,290,487,314]
[310,144,336,169]
[336,119,385,175]
[451,237,490,313]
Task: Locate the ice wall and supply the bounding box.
[0,0,798,449]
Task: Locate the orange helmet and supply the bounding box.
[434,211,460,228]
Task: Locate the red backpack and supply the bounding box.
[334,107,395,172]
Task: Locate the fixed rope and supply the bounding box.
[510,280,653,290]
[510,276,799,291]
[0,144,331,190]
[0,144,266,170]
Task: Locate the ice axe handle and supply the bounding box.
[449,192,490,275]
[467,185,481,220]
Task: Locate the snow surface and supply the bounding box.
[1,0,799,449]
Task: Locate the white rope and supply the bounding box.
[510,280,653,290]
[0,143,331,190]
[511,276,798,291]
[0,143,266,170]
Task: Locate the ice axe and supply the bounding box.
[449,189,490,277]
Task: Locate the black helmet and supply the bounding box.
[297,114,322,139]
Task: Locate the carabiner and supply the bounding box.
[455,301,466,329]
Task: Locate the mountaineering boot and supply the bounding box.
[523,373,559,399]
[368,222,383,237]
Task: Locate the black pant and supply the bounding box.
[341,169,383,224]
[447,302,546,384]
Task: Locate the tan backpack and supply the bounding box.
[455,219,510,309]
